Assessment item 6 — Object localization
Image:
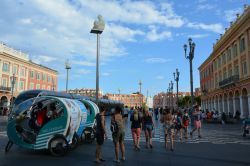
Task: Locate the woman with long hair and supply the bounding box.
[142,108,154,149]
[161,109,174,151]
[130,108,142,151]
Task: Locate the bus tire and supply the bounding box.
[81,127,95,143]
[48,136,68,157]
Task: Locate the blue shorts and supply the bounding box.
[144,124,153,131]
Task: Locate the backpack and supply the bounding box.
[183,115,189,126]
[176,116,182,125]
[110,116,119,133]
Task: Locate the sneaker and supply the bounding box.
[136,146,141,151]
[100,158,106,162]
[121,157,126,161]
[113,159,120,163]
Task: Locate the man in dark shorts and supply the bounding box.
[95,107,107,163]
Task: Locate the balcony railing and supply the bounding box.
[0,86,11,92]
[219,75,239,88]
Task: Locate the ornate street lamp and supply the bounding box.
[173,68,180,108]
[65,59,71,93]
[90,15,105,104]
[184,38,195,109]
[170,80,174,110]
[10,73,16,112]
[138,80,142,107]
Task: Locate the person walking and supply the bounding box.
[182,110,190,140]
[175,111,183,141]
[190,106,202,138]
[142,108,154,149]
[95,107,107,163]
[161,109,174,151]
[111,107,125,163]
[130,109,142,151]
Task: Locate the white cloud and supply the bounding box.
[187,22,224,33]
[145,58,171,63]
[197,4,216,10]
[107,24,144,42]
[156,75,164,80]
[188,34,209,38]
[79,0,185,28]
[102,72,110,76]
[224,8,242,22]
[71,60,96,67]
[19,18,32,25]
[146,26,172,42]
[78,69,91,74]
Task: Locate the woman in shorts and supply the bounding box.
[142,108,154,149]
[161,109,174,151]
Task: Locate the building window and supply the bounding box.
[36,72,41,80]
[240,37,245,53]
[21,67,25,77]
[48,75,51,82]
[243,61,247,75]
[2,63,9,72]
[30,83,34,89]
[234,65,239,76]
[42,73,46,81]
[219,72,222,82]
[227,48,231,62]
[228,68,232,77]
[42,85,46,90]
[30,71,35,78]
[47,86,51,90]
[2,78,7,87]
[218,57,221,68]
[222,54,226,65]
[13,65,18,75]
[233,44,238,57]
[223,70,227,79]
[214,61,217,70]
[36,84,40,90]
[19,81,24,91]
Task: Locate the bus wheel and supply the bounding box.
[5,140,13,153]
[49,136,68,157]
[81,128,95,143]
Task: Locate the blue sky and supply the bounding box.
[0,0,249,96]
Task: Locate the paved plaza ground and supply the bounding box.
[0,116,250,166]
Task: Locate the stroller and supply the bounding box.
[242,118,250,137]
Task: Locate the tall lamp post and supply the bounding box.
[90,15,105,104]
[170,81,174,110]
[65,59,71,93]
[173,68,180,108]
[168,83,171,109]
[184,38,195,110]
[139,80,142,107]
[10,73,16,112]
